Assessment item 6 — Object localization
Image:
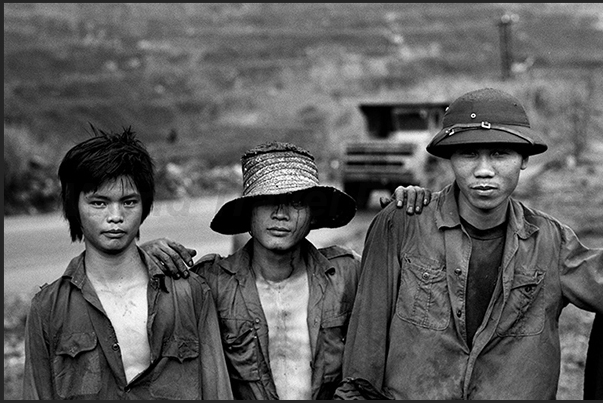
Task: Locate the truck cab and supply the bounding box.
[341,101,451,209]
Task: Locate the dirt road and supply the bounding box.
[4,193,378,297]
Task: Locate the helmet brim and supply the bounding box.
[426,126,548,159]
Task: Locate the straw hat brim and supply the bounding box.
[210,186,357,235]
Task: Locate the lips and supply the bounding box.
[104,229,126,237]
[471,184,497,191]
[267,227,290,235]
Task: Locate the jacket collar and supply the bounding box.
[62,246,167,292]
[218,237,335,280]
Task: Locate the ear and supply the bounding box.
[520,156,529,170]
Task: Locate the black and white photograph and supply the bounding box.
[5,3,602,400]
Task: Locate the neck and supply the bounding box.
[84,244,147,289]
[458,198,509,230]
[251,241,306,283]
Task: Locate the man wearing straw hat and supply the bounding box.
[172,141,426,400]
[335,87,603,400]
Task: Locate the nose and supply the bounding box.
[474,155,495,177]
[271,203,290,219]
[107,204,124,223]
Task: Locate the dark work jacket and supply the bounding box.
[192,238,362,400]
[336,183,603,400]
[22,248,232,400]
[584,312,603,400]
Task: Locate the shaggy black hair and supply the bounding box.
[58,124,155,242]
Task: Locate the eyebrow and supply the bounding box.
[84,191,141,200]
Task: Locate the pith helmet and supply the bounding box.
[210,141,356,235]
[426,88,548,159]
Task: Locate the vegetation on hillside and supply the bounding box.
[4,3,603,216]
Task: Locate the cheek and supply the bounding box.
[450,163,471,183]
[249,208,267,235]
[292,209,312,232]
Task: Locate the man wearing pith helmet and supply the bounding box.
[185,141,427,400]
[336,88,603,400]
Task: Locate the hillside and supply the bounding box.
[4,3,603,214]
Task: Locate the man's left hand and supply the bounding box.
[139,238,196,279]
[379,185,432,214]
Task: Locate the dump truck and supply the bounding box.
[341,101,452,209]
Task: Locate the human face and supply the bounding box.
[78,176,143,256]
[249,194,313,254]
[450,145,528,216]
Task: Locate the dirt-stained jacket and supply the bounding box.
[336,183,603,400]
[192,238,361,400]
[22,248,232,400]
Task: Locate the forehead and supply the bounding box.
[86,176,139,195]
[452,144,524,153]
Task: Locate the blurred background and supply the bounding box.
[4,3,603,399]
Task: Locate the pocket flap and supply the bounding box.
[162,336,200,362]
[511,269,544,291]
[322,312,348,328]
[56,332,98,358]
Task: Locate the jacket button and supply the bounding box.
[454,268,462,275]
[422,272,429,280]
[456,309,462,318]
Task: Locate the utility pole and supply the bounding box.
[498,13,515,81]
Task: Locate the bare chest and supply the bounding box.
[256,272,312,399]
[96,286,151,382]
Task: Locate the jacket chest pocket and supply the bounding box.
[396,254,450,331]
[320,311,350,382]
[221,318,261,381]
[151,336,200,399]
[53,332,102,399]
[496,267,546,336]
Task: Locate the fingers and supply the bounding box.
[166,239,196,267]
[382,186,433,214]
[423,189,432,206]
[391,187,407,209]
[140,238,192,279]
[405,187,419,214]
[147,252,180,279]
[392,186,430,215]
[379,195,393,209]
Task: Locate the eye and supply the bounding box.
[90,200,106,208]
[123,199,139,208]
[290,198,306,210]
[457,149,477,158]
[492,149,510,157]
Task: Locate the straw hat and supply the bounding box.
[210,141,357,235]
[426,88,548,159]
